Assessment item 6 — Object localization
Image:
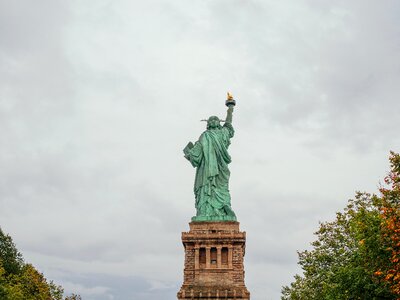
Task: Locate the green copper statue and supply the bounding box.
[183,93,237,222]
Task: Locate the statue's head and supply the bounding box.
[207,116,222,130]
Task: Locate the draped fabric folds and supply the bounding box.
[185,123,236,221]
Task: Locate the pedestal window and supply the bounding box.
[199,248,206,267]
[222,247,229,265]
[210,247,217,267]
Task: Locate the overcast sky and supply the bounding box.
[1,1,400,299]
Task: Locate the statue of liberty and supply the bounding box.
[183,93,237,221]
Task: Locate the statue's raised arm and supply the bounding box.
[183,93,237,222]
[225,105,234,124]
[222,92,235,139]
[225,92,235,124]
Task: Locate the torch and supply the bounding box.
[225,92,236,107]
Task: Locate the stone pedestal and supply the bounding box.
[177,221,250,299]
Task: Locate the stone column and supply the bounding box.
[228,246,233,269]
[206,247,211,269]
[195,247,199,270]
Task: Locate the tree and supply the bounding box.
[376,151,400,296]
[0,228,23,275]
[0,228,79,300]
[282,193,394,299]
[282,152,400,299]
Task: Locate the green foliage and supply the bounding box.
[65,294,82,300]
[49,281,65,300]
[0,228,24,275]
[282,153,400,300]
[377,151,400,295]
[0,228,80,300]
[282,193,395,300]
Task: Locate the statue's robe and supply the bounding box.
[185,123,236,221]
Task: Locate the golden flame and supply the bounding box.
[227,92,234,100]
